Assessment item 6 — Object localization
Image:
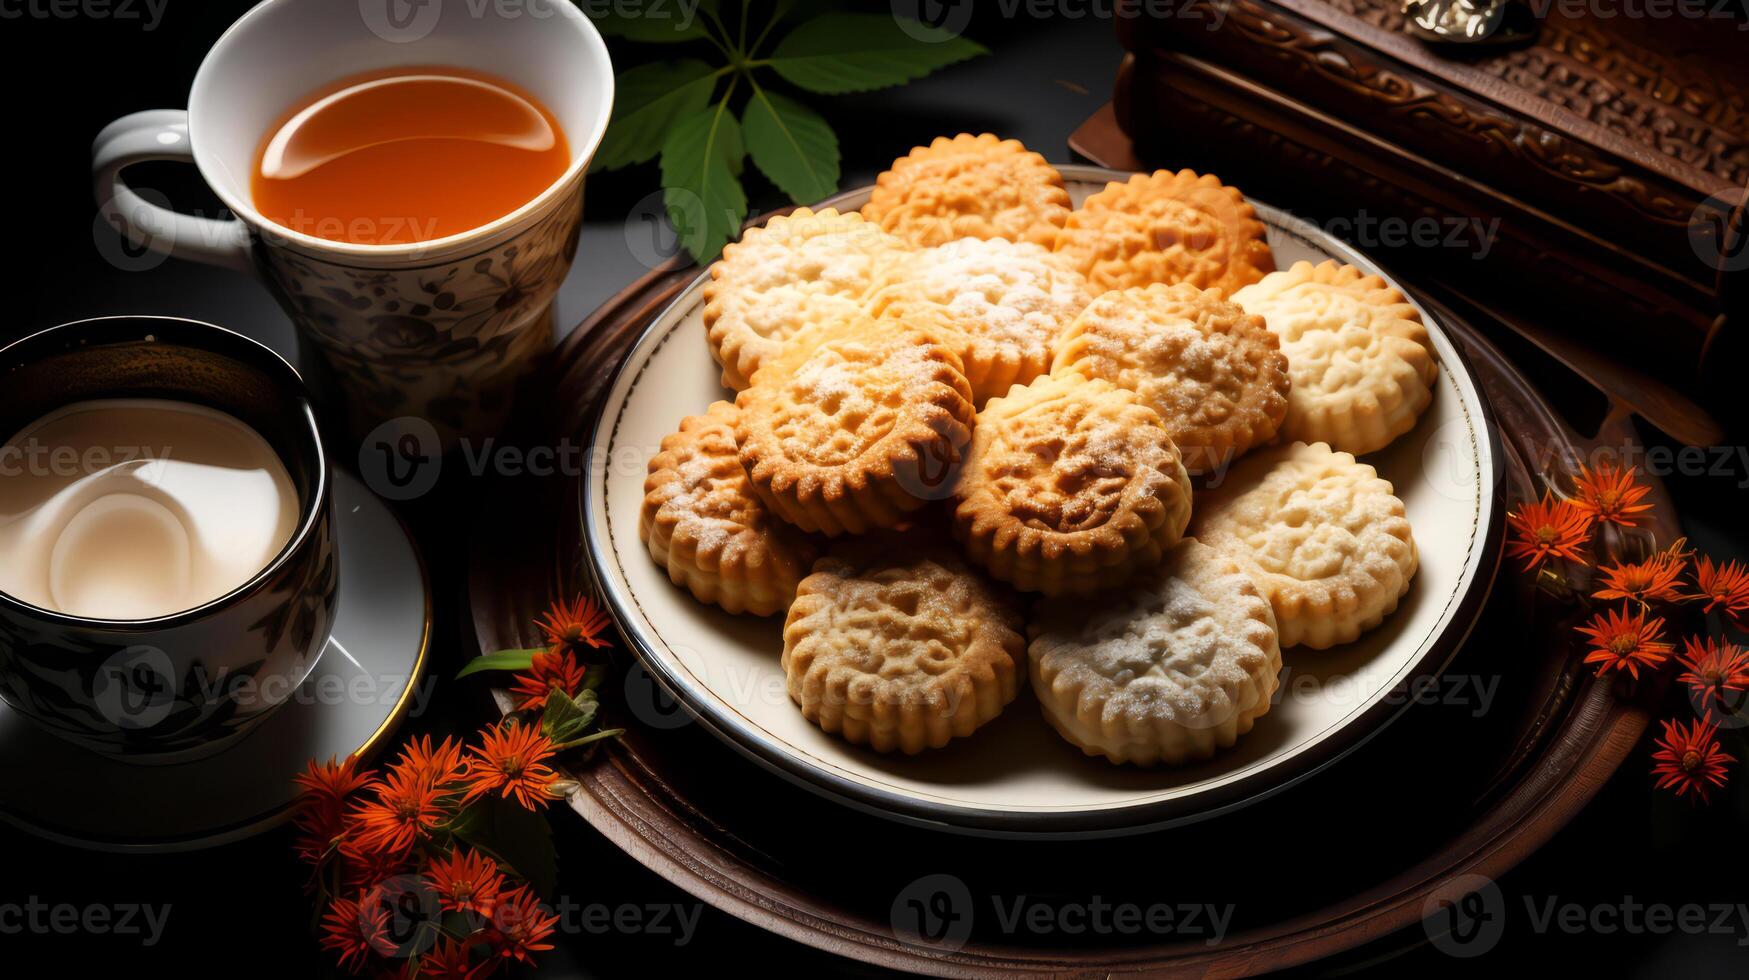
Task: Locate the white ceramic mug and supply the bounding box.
[93,0,614,445]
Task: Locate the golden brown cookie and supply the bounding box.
[735,319,974,536]
[1053,169,1274,295]
[702,207,910,390]
[640,402,820,616]
[1231,260,1438,455]
[1051,283,1290,475]
[953,372,1193,595]
[782,537,1025,754]
[861,133,1072,248]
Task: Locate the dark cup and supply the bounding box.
[0,316,337,762]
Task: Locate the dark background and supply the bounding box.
[1,2,1744,976]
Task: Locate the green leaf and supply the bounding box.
[541,688,599,744]
[765,13,986,94]
[593,60,722,171]
[451,797,558,899]
[660,102,749,264]
[456,649,544,679]
[742,88,840,204]
[586,0,716,43]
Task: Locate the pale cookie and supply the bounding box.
[867,237,1091,404]
[735,319,974,537]
[1051,283,1290,475]
[862,133,1072,248]
[1030,538,1282,766]
[702,206,909,390]
[953,373,1193,596]
[782,537,1025,754]
[1054,169,1274,295]
[1231,260,1438,455]
[640,402,820,616]
[1193,441,1417,649]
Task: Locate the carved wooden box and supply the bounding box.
[1110,0,1747,434]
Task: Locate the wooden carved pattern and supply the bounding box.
[1150,0,1708,231]
[1317,0,1749,184]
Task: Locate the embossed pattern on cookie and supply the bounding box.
[1030,538,1282,766]
[862,133,1073,248]
[1232,260,1438,455]
[1053,169,1274,295]
[1193,441,1417,649]
[953,373,1193,596]
[640,402,820,617]
[1052,283,1290,475]
[735,320,974,536]
[783,538,1025,754]
[867,237,1091,405]
[702,206,910,391]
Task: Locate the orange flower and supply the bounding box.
[539,594,614,655]
[1571,461,1652,527]
[485,885,559,968]
[1575,607,1673,680]
[1691,555,1749,628]
[419,937,482,980]
[387,734,465,791]
[1677,636,1749,715]
[1650,717,1734,803]
[337,837,412,893]
[293,756,370,864]
[348,766,448,859]
[319,888,396,974]
[510,649,589,711]
[1506,493,1593,571]
[427,847,505,918]
[462,721,560,811]
[1591,553,1686,605]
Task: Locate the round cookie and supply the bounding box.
[640,402,820,616]
[1053,169,1274,295]
[735,319,974,537]
[953,373,1193,596]
[1030,538,1282,766]
[782,538,1025,754]
[1193,441,1417,649]
[861,133,1072,248]
[867,237,1091,404]
[1231,260,1438,455]
[1051,283,1290,475]
[702,206,910,390]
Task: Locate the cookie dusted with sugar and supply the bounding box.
[1231,260,1437,455]
[953,373,1192,596]
[1054,169,1274,295]
[702,206,910,390]
[1193,441,1417,649]
[735,319,974,536]
[782,537,1025,754]
[1051,283,1290,475]
[640,402,820,616]
[1030,538,1282,766]
[867,236,1091,404]
[861,133,1072,248]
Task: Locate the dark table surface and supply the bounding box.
[1,3,1744,977]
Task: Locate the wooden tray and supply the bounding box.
[468,208,1676,977]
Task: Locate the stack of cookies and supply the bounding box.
[640,134,1436,767]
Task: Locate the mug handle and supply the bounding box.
[92,110,255,275]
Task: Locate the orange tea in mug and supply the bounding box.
[251,66,571,246]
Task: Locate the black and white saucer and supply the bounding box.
[0,473,430,851]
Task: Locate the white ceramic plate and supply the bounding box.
[585,167,1498,837]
